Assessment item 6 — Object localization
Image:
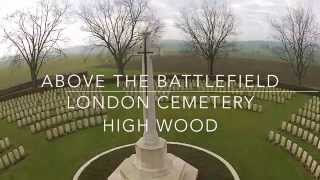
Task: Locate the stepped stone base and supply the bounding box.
[108,138,198,180]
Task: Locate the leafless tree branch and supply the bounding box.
[78,0,161,74]
[270,6,319,86]
[3,0,68,87]
[176,0,236,75]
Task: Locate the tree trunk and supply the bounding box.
[208,58,214,76]
[116,60,125,75]
[117,65,125,75]
[297,76,303,87]
[30,69,38,88]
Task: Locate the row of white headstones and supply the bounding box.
[268,130,320,178]
[0,137,26,171]
[0,85,99,114]
[267,96,320,179]
[0,85,107,141]
[3,95,104,125]
[0,85,102,119]
[45,114,107,141]
[30,108,106,135]
[121,80,295,103]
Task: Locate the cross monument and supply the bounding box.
[108,32,198,180]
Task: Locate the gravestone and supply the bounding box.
[301,151,308,164]
[252,104,258,112]
[17,120,22,127]
[301,118,306,126]
[296,116,301,124]
[286,123,292,133]
[18,146,25,157]
[52,117,57,125]
[89,117,96,127]
[311,160,317,173]
[291,143,298,155]
[296,147,303,159]
[4,137,10,148]
[58,126,65,136]
[0,158,4,170]
[297,128,303,138]
[292,125,298,136]
[286,140,292,151]
[280,136,286,147]
[316,124,320,133]
[291,114,296,123]
[64,123,71,134]
[46,130,53,140]
[8,152,16,164]
[2,154,10,167]
[13,149,20,160]
[308,133,314,143]
[302,130,309,141]
[40,121,46,129]
[46,119,52,127]
[53,128,59,138]
[268,131,274,141]
[30,125,36,134]
[76,120,83,129]
[311,122,316,130]
[83,119,89,128]
[313,136,319,147]
[0,139,6,150]
[57,115,62,124]
[281,121,287,131]
[306,155,313,167]
[96,116,103,125]
[71,122,77,132]
[314,165,320,178]
[306,120,311,129]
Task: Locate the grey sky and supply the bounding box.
[0,0,319,56]
[150,0,320,41]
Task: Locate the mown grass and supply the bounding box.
[0,82,314,180]
[0,57,316,180]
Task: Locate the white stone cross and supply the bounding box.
[134,32,160,146]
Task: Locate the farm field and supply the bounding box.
[1,54,320,90]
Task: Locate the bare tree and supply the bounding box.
[176,0,235,75]
[3,0,68,87]
[78,0,159,75]
[271,6,319,86]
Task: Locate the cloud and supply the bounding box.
[0,0,319,57]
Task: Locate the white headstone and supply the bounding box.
[0,158,4,170]
[2,154,10,167]
[296,147,303,159]
[314,165,320,178]
[13,149,20,160]
[18,145,25,157]
[8,151,16,164]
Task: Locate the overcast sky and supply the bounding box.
[0,0,319,56]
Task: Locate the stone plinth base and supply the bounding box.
[108,138,198,180]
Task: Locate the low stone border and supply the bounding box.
[73,142,240,180]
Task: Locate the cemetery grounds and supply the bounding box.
[0,58,317,180]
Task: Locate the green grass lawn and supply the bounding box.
[0,58,316,180]
[0,82,313,180]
